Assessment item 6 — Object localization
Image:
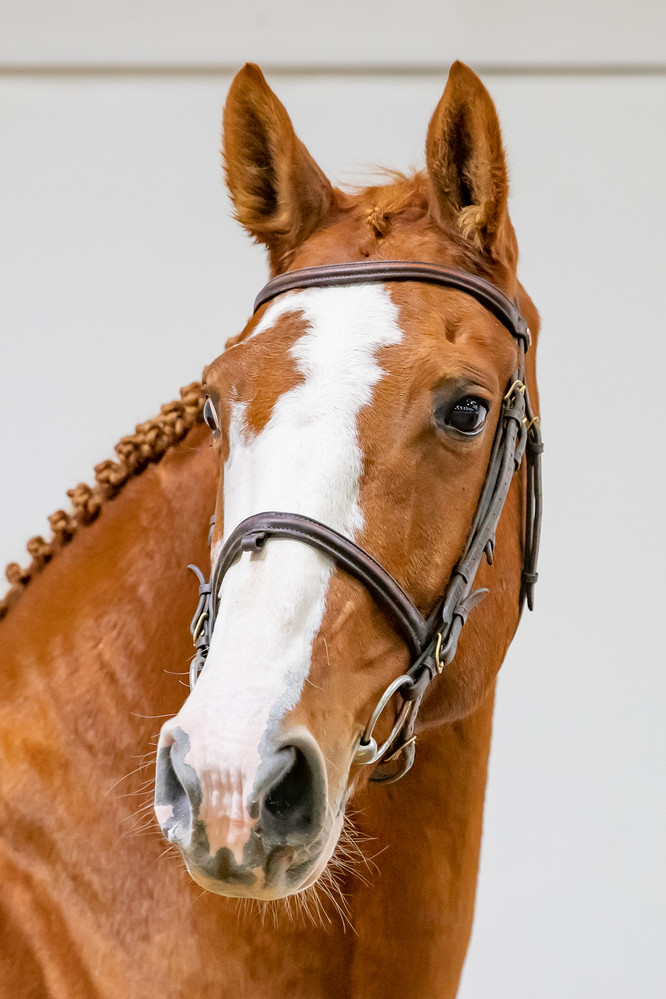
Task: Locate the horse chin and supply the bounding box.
[179,812,346,901]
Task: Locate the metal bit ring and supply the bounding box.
[354,674,415,766]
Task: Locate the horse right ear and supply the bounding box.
[223,64,334,271]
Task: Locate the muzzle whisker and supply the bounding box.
[130,711,175,720]
[104,762,156,796]
[315,867,355,935]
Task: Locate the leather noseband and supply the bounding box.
[188,261,543,783]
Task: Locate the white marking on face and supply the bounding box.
[173,285,403,861]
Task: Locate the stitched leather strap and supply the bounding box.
[254,260,530,348]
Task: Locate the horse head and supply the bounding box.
[154,61,541,900]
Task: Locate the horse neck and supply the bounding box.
[0,424,217,766]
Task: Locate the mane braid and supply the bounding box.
[0,382,205,621]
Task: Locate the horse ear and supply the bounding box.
[426,62,510,260]
[223,64,334,270]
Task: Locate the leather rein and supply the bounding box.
[187,260,543,784]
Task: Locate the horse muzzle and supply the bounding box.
[154,724,333,897]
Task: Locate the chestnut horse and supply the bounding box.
[1,62,540,998]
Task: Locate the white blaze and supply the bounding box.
[175,285,403,856]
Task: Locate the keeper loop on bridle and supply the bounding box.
[186,259,543,783]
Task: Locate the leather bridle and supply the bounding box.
[187,260,543,783]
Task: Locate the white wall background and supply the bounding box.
[2,4,665,996]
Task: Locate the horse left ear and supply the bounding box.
[223,64,335,270]
[426,62,511,260]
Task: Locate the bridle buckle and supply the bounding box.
[503,379,527,405]
[435,631,445,674]
[192,610,209,645]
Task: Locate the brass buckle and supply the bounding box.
[192,610,209,645]
[435,631,445,674]
[503,380,526,403]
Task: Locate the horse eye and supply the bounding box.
[441,397,489,436]
[203,397,220,434]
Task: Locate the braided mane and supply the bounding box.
[0,382,205,621]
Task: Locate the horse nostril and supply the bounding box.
[264,747,308,818]
[154,728,201,843]
[258,742,326,845]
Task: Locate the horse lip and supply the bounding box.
[174,819,339,899]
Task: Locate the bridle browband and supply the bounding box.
[188,261,543,783]
[253,260,530,346]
